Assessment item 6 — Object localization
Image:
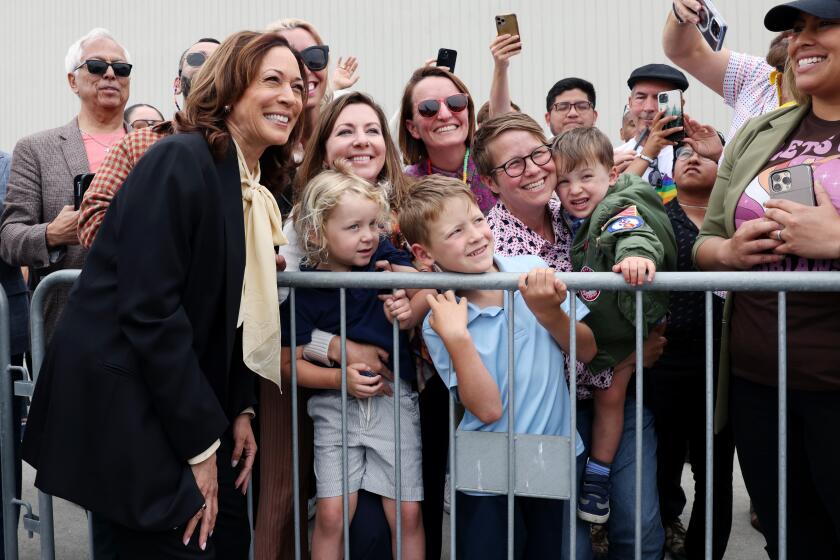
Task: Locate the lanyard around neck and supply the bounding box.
[427,148,470,184]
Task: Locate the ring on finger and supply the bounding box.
[776,229,784,242]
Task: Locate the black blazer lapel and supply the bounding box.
[218,142,245,365]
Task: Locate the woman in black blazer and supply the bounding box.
[22,31,306,559]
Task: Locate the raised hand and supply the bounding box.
[490,33,522,69]
[332,56,360,90]
[683,114,723,161]
[425,290,469,342]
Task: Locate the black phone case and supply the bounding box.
[436,48,457,73]
[73,173,95,210]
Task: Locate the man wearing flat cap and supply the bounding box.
[616,63,690,189]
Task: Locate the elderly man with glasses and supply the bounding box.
[0,27,131,337]
[0,27,132,559]
[77,37,220,248]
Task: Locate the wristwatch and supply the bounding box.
[637,153,656,167]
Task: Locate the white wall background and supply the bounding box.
[0,0,781,153]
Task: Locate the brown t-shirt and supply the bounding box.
[730,112,840,390]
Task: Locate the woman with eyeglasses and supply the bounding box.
[693,1,840,557]
[21,31,306,559]
[399,66,496,214]
[255,91,408,560]
[124,103,164,131]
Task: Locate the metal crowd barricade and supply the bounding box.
[277,270,840,560]
[3,269,839,559]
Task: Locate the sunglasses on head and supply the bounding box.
[75,59,132,78]
[185,52,207,68]
[299,45,329,72]
[416,93,469,118]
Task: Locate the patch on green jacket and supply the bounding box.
[602,205,645,233]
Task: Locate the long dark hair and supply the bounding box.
[175,31,307,194]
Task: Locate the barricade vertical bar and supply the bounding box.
[448,357,456,556]
[634,290,643,560]
[393,313,402,560]
[704,292,714,559]
[0,287,17,560]
[506,290,515,560]
[248,480,254,560]
[30,276,55,560]
[340,289,350,559]
[87,512,95,559]
[290,289,302,560]
[37,491,54,560]
[568,289,578,560]
[778,292,787,560]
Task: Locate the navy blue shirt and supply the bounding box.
[280,237,416,382]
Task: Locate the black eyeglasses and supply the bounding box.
[128,119,162,131]
[75,59,132,78]
[416,93,470,118]
[552,101,594,114]
[299,45,330,72]
[491,145,552,178]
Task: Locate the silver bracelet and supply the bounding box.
[637,153,656,166]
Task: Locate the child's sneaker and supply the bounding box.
[577,472,611,524]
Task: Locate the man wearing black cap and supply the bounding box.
[615,63,689,190]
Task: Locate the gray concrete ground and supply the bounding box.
[15,457,767,559]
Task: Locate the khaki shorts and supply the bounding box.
[308,380,424,501]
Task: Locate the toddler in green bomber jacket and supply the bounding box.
[551,126,676,524]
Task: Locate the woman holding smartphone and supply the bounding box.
[693,1,840,556]
[399,66,495,214]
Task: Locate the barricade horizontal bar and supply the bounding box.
[276,271,840,292]
[32,268,840,293]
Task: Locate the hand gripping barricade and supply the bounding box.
[4,268,840,560]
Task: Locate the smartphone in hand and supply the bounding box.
[73,173,95,210]
[495,13,520,37]
[657,90,685,143]
[436,48,457,73]
[696,0,728,51]
[769,165,815,206]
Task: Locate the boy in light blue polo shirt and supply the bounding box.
[399,175,597,559]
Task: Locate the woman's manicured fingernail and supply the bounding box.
[183,537,190,546]
[200,541,206,551]
[232,459,238,467]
